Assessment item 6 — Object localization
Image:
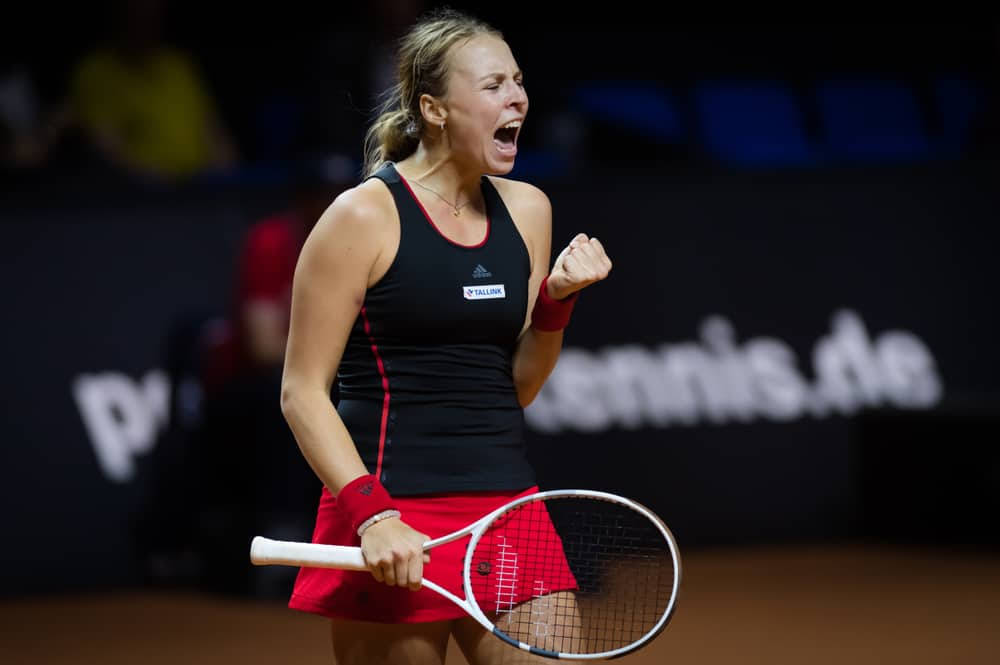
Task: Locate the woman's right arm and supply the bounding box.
[280,187,382,492]
[279,185,428,590]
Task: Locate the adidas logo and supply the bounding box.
[472,264,492,278]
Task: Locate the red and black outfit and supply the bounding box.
[289,163,574,622]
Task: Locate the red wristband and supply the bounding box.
[336,474,396,534]
[530,276,579,331]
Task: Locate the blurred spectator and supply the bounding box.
[196,157,352,596]
[68,0,237,183]
[204,157,355,394]
[0,64,72,169]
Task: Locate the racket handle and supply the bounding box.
[250,536,368,571]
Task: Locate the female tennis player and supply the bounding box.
[279,8,611,664]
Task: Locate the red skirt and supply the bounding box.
[288,485,578,623]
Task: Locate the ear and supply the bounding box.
[419,93,447,131]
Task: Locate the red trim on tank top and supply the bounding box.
[360,306,390,481]
[396,171,490,249]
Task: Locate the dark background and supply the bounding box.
[2,6,999,600]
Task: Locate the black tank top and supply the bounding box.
[336,163,536,495]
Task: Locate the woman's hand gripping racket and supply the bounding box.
[251,489,681,660]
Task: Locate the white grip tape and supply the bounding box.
[250,536,368,571]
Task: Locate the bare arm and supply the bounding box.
[279,184,428,589]
[513,326,564,407]
[279,189,383,493]
[510,186,612,407]
[511,188,560,406]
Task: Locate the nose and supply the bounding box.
[509,82,528,109]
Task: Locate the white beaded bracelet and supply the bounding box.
[357,509,402,537]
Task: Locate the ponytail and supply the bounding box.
[363,93,420,177]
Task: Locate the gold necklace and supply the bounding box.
[412,179,470,217]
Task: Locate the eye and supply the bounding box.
[486,83,500,90]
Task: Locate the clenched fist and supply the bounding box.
[546,233,612,300]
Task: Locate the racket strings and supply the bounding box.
[469,496,675,656]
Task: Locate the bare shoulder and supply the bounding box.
[487,176,552,232]
[305,177,396,250]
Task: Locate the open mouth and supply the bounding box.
[493,120,521,154]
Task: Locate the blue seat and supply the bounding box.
[816,79,931,163]
[693,80,816,167]
[572,82,684,143]
[934,75,985,157]
[507,149,568,181]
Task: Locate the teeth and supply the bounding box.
[502,120,522,129]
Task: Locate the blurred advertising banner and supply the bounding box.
[3,164,997,593]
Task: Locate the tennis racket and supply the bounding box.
[251,489,681,660]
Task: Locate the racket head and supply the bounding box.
[460,489,681,660]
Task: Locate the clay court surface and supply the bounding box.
[3,546,998,664]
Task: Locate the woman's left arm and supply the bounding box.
[511,186,612,407]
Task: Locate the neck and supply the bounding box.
[398,141,482,208]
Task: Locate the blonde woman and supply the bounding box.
[280,8,611,663]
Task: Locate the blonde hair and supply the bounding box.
[363,8,503,178]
